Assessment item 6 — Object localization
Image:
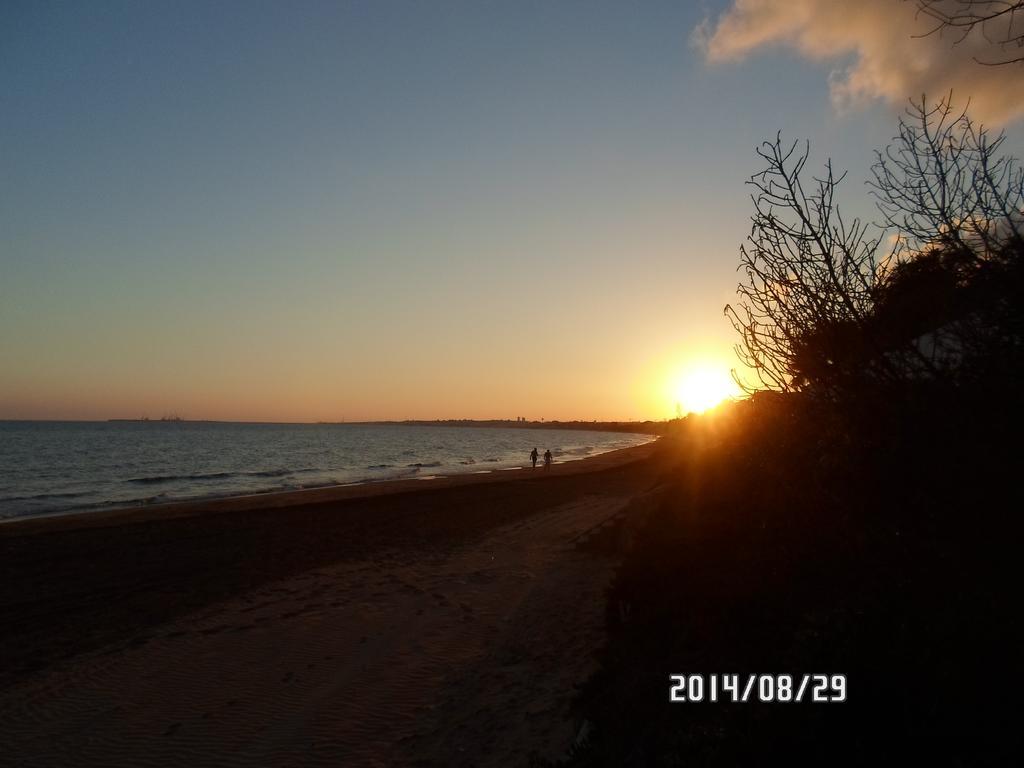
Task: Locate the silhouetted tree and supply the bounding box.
[728,95,1023,400]
[910,0,1024,65]
[870,95,1024,262]
[870,95,1024,384]
[724,135,899,399]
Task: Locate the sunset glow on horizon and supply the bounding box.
[669,364,741,416]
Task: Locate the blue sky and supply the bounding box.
[2,1,1017,420]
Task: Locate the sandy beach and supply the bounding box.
[0,440,668,767]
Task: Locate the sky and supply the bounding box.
[2,0,1022,422]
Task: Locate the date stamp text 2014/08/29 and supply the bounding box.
[669,674,847,703]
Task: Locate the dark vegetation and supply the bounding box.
[556,97,1023,765]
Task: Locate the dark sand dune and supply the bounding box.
[0,442,667,767]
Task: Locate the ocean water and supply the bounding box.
[0,421,654,520]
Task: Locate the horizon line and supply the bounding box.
[0,416,671,426]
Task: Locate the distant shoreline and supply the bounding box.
[3,419,671,434]
[351,419,669,434]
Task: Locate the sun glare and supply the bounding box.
[672,366,737,415]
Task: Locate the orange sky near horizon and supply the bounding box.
[0,303,744,422]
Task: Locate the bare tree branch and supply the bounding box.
[910,1,1024,65]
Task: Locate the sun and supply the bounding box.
[672,366,738,415]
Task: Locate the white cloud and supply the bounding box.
[697,0,1024,125]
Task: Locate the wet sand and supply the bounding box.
[0,440,669,767]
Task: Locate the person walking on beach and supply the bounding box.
[530,447,539,469]
[543,449,552,470]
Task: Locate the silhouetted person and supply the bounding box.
[543,449,552,470]
[530,447,539,468]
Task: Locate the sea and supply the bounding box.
[0,421,654,520]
